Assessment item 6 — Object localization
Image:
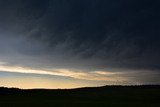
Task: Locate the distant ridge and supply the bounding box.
[0,85,160,107]
[0,84,160,90]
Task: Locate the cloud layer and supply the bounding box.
[0,0,160,84]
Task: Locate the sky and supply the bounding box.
[0,0,160,89]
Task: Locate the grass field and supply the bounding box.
[0,85,160,107]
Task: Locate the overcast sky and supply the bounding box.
[0,0,160,89]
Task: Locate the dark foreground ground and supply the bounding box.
[0,85,160,107]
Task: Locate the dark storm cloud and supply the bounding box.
[0,0,160,71]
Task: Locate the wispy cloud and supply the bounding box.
[0,62,127,82]
[1,61,160,85]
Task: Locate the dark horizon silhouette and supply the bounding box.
[0,85,160,107]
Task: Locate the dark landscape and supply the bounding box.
[0,85,160,107]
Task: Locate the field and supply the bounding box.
[0,85,160,107]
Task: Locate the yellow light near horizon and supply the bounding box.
[0,62,130,89]
[0,78,83,89]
